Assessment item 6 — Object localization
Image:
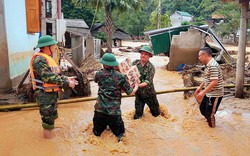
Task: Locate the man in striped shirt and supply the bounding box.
[195,47,224,128]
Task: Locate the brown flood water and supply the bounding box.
[1,52,250,156]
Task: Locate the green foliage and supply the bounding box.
[114,9,150,36]
[197,0,223,20]
[72,0,143,51]
[62,0,94,26]
[213,2,240,34]
[61,0,241,41]
[144,11,172,31]
[181,21,190,26]
[72,0,143,14]
[212,2,240,43]
[95,32,107,42]
[190,21,205,26]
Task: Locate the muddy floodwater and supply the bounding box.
[1,52,250,156]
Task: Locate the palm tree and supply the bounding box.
[73,0,142,53]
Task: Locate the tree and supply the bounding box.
[114,9,150,36]
[213,2,240,44]
[145,11,172,31]
[197,0,222,20]
[72,0,142,53]
[62,0,94,26]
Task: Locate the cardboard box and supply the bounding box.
[125,65,141,88]
[117,57,140,88]
[117,57,132,74]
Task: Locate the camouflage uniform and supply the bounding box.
[93,68,133,137]
[32,55,69,130]
[132,59,160,119]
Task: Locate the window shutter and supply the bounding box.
[25,0,40,33]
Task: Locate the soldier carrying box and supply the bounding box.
[132,46,161,119]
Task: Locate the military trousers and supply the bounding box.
[93,111,125,137]
[134,94,160,119]
[36,91,58,130]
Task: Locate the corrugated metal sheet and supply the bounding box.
[91,23,131,40]
[149,26,189,54]
[112,30,131,40]
[67,27,90,37]
[144,25,234,63]
[65,19,89,29]
[176,11,192,17]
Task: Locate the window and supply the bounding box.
[45,0,52,18]
[46,23,52,36]
[25,0,41,33]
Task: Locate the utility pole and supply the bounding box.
[157,0,161,29]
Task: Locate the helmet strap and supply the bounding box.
[48,46,53,56]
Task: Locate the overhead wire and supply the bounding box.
[61,0,100,51]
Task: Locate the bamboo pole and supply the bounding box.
[1,84,250,111]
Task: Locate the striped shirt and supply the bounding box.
[204,58,224,97]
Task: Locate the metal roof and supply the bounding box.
[176,11,193,17]
[65,19,89,29]
[66,28,91,38]
[91,23,131,40]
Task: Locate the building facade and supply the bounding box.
[0,0,65,92]
[170,11,194,27]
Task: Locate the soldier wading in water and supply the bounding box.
[93,53,138,142]
[30,35,78,139]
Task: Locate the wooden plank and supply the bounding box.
[16,69,29,89]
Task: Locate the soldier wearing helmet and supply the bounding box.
[30,35,78,139]
[93,53,138,142]
[132,45,160,119]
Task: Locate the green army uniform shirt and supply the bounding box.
[32,54,69,104]
[132,59,156,98]
[94,68,133,115]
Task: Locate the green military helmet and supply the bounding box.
[139,45,153,57]
[36,35,58,48]
[100,53,119,67]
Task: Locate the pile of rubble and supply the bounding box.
[181,62,250,98]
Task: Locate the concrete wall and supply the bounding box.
[3,0,39,89]
[71,36,84,66]
[41,0,57,38]
[168,28,206,71]
[86,38,94,58]
[0,0,11,92]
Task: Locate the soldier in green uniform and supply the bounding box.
[93,53,138,142]
[132,45,160,119]
[30,35,77,139]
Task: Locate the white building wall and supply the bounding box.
[170,12,193,27]
[4,0,39,81]
[41,0,58,38]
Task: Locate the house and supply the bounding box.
[0,0,65,92]
[144,25,234,71]
[170,11,194,27]
[41,0,66,42]
[64,19,97,66]
[0,0,40,92]
[207,14,225,26]
[91,23,131,47]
